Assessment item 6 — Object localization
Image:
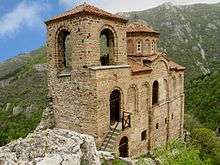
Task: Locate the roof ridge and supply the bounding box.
[45,3,127,24]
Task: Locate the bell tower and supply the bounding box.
[45,3,128,138]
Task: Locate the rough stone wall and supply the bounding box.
[46,14,127,139]
[46,11,184,158]
[92,56,184,157]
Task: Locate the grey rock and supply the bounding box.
[98,151,115,160]
[34,64,47,72]
[12,106,23,116]
[4,103,11,112]
[0,129,101,165]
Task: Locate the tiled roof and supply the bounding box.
[127,22,159,34]
[128,58,152,73]
[45,3,127,24]
[169,61,185,71]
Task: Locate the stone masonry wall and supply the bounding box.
[46,11,184,158]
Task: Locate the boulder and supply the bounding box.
[4,103,12,112]
[0,129,101,165]
[12,106,23,116]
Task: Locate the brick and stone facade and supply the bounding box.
[45,3,185,158]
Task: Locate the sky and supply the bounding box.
[0,0,219,61]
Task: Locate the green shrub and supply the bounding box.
[153,140,211,165]
[191,127,220,163]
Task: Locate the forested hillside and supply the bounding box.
[0,2,220,164]
[120,2,220,79]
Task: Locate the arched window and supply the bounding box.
[152,81,159,105]
[127,39,134,54]
[100,28,115,66]
[137,40,142,54]
[57,29,71,69]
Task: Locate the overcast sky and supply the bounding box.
[0,0,220,61]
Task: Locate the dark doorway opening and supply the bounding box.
[110,90,121,126]
[119,136,129,157]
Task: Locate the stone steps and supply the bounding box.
[100,127,121,152]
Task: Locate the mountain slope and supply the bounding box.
[0,47,47,146]
[120,2,220,79]
[186,70,220,130]
[0,3,220,146]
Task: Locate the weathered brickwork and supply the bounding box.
[45,3,185,158]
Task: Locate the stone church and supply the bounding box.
[45,3,185,158]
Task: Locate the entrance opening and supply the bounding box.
[100,28,115,65]
[119,136,129,157]
[110,90,121,126]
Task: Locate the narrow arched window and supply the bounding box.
[100,28,114,66]
[57,29,71,69]
[137,41,142,53]
[151,40,155,53]
[152,81,159,105]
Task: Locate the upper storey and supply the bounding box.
[45,3,128,73]
[126,22,160,57]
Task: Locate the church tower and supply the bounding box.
[45,3,128,138]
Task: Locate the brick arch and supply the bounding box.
[55,26,72,70]
[152,59,169,73]
[99,24,118,65]
[127,84,138,113]
[140,82,150,112]
[109,86,124,110]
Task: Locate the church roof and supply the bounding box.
[127,22,159,34]
[45,3,127,24]
[128,58,152,73]
[169,61,185,71]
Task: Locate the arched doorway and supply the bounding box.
[110,90,121,126]
[119,136,129,157]
[100,28,115,65]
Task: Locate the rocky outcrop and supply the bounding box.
[0,129,101,165]
[35,107,55,131]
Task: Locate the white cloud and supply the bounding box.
[0,1,48,37]
[59,0,220,13]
